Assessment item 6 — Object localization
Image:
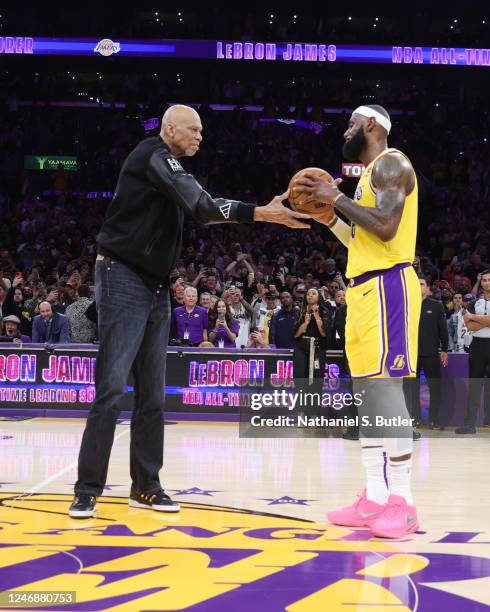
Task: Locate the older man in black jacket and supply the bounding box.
[70,105,310,518]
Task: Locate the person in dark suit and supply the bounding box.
[406,276,448,429]
[31,301,71,344]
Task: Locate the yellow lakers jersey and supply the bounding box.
[346,148,418,279]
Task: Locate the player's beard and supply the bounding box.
[342,127,367,161]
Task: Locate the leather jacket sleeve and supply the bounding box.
[147,149,256,224]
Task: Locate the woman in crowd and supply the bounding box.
[293,288,331,384]
[208,299,239,348]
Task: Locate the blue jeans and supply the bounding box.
[75,256,170,496]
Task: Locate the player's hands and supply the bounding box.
[255,190,311,229]
[440,351,449,367]
[294,174,343,205]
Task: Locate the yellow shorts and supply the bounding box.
[345,264,420,378]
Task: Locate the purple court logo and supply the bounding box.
[1,494,490,610]
[93,39,121,57]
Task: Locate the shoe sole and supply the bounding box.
[68,506,97,519]
[370,522,419,539]
[128,499,180,512]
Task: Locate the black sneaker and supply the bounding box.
[69,494,97,518]
[412,429,421,441]
[342,426,359,440]
[429,421,445,431]
[129,489,180,513]
[455,425,476,434]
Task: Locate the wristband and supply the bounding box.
[327,214,339,229]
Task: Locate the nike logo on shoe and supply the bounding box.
[359,510,381,518]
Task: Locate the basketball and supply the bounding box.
[288,167,335,218]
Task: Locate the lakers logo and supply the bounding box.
[1,492,489,610]
[390,354,406,370]
[355,186,363,200]
[93,39,121,57]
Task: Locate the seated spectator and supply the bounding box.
[172,286,208,346]
[246,326,269,349]
[207,299,239,348]
[32,301,71,344]
[1,315,31,343]
[65,284,97,343]
[269,291,298,349]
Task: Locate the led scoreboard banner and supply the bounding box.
[1,36,490,66]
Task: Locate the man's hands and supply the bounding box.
[254,190,311,229]
[440,351,449,367]
[293,174,344,206]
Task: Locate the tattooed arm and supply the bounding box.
[294,151,415,242]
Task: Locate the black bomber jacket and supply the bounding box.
[97,136,256,290]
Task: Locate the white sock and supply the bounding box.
[362,446,389,505]
[388,458,413,505]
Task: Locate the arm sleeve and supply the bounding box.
[60,317,71,343]
[32,319,40,343]
[269,314,277,345]
[438,303,449,351]
[147,150,256,224]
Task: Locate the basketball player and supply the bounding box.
[294,105,420,538]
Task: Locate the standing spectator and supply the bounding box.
[228,285,253,348]
[45,286,66,314]
[65,285,97,343]
[456,270,490,434]
[24,281,47,315]
[448,292,471,352]
[407,276,448,430]
[2,276,32,336]
[172,286,208,345]
[199,292,212,311]
[1,315,31,343]
[269,292,298,349]
[256,291,281,344]
[32,301,71,344]
[0,280,7,319]
[293,288,331,384]
[207,299,239,348]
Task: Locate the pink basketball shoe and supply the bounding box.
[327,490,386,527]
[369,494,419,538]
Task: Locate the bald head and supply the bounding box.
[160,105,203,158]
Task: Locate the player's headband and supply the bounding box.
[353,106,392,134]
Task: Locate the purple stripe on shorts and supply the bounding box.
[381,267,411,377]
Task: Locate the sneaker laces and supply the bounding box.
[380,498,405,519]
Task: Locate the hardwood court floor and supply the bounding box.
[0,417,489,611]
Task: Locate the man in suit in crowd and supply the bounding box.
[32,300,71,343]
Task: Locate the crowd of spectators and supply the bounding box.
[1,74,489,351]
